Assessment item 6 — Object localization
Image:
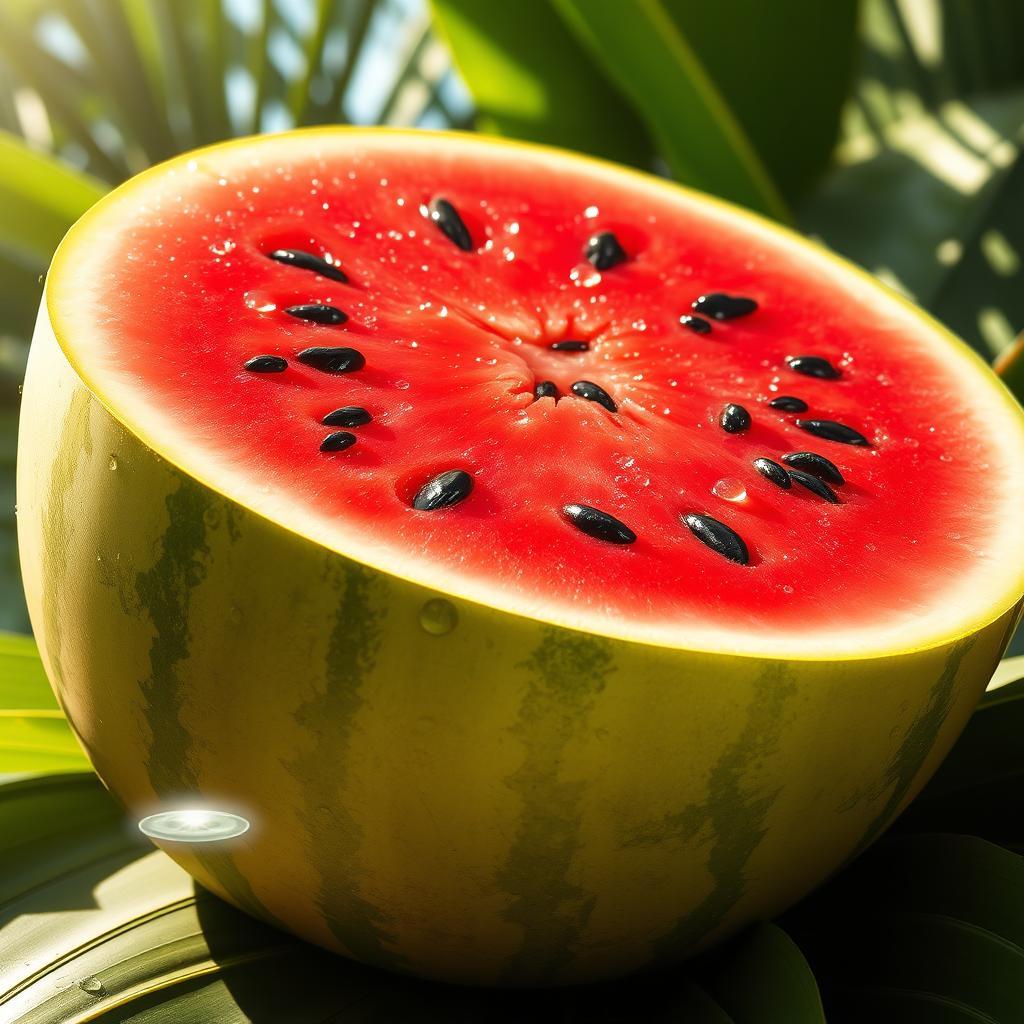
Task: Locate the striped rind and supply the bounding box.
[17,319,1020,986]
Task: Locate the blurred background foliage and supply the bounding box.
[2,1,1024,1019]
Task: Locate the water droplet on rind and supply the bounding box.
[419,598,458,636]
[79,977,105,996]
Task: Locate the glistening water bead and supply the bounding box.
[788,469,841,504]
[691,293,758,320]
[769,395,808,412]
[683,513,750,565]
[284,303,348,325]
[244,354,287,373]
[781,451,845,485]
[563,504,636,544]
[297,346,365,373]
[753,458,791,489]
[720,403,751,433]
[570,380,617,412]
[786,355,841,380]
[320,431,357,452]
[795,419,871,446]
[584,231,627,270]
[412,469,474,511]
[428,197,473,251]
[322,406,372,427]
[267,248,348,283]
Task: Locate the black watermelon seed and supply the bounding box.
[769,395,808,412]
[550,340,590,352]
[781,451,845,485]
[297,346,365,373]
[753,458,791,489]
[267,249,348,283]
[284,303,348,325]
[320,431,357,452]
[795,419,870,446]
[563,503,636,544]
[684,513,749,565]
[428,197,472,251]
[679,314,712,335]
[788,469,840,504]
[322,406,372,427]
[720,403,751,433]
[534,380,559,400]
[786,355,841,380]
[412,469,473,511]
[244,354,287,373]
[692,293,758,320]
[585,231,627,270]
[570,380,617,412]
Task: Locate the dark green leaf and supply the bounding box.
[658,0,859,201]
[695,923,826,1023]
[430,0,655,170]
[896,666,1024,848]
[553,0,789,219]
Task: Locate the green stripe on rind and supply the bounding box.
[496,627,613,984]
[840,638,972,861]
[134,481,285,930]
[640,665,795,961]
[284,561,409,973]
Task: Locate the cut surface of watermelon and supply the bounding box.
[45,130,1024,657]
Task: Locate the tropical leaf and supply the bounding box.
[550,0,788,220]
[429,0,656,170]
[656,1,859,202]
[0,632,86,773]
[786,833,1024,1024]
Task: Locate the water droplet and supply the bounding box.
[228,606,243,626]
[138,809,250,842]
[782,585,794,595]
[712,477,747,502]
[79,977,105,996]
[108,455,118,471]
[419,598,457,636]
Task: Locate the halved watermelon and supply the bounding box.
[17,129,1024,987]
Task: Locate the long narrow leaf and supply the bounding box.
[0,131,107,266]
[431,0,655,170]
[554,0,790,220]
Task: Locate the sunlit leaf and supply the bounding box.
[658,0,859,202]
[430,0,655,170]
[553,0,789,220]
[0,632,87,773]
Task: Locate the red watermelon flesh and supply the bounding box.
[50,132,1024,657]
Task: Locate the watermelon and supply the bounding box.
[17,129,1024,988]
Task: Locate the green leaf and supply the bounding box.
[0,131,108,267]
[896,666,1024,848]
[430,0,655,170]
[0,771,744,1022]
[801,90,1024,356]
[695,923,826,1023]
[0,633,87,773]
[657,1,859,201]
[553,0,789,220]
[786,833,1024,1021]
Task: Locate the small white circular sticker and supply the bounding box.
[138,809,250,843]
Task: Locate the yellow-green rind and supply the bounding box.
[18,319,1019,986]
